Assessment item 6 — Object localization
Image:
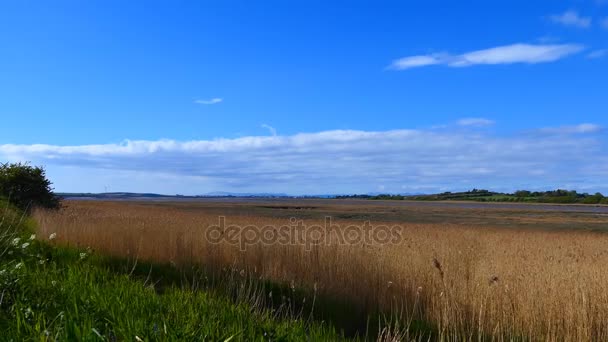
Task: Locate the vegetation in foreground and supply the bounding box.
[0,201,352,341]
[36,200,608,341]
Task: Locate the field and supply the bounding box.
[33,199,608,340]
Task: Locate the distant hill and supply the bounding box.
[203,191,290,197]
[58,191,293,200]
[58,191,420,200]
[58,189,607,205]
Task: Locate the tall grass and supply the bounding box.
[0,201,349,341]
[34,201,608,340]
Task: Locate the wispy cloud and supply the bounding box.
[389,55,442,69]
[549,10,592,28]
[457,118,495,127]
[261,124,277,136]
[538,123,603,135]
[194,98,223,105]
[389,43,584,70]
[587,49,608,59]
[1,124,606,194]
[602,17,608,29]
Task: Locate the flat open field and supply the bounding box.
[78,197,608,230]
[34,199,608,340]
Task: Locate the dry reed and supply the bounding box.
[33,201,608,340]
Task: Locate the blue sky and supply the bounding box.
[1,0,607,195]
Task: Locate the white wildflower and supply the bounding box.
[11,237,20,246]
[21,242,30,249]
[15,262,23,270]
[0,269,5,276]
[80,252,87,260]
[29,234,36,240]
[49,233,57,240]
[51,280,57,286]
[38,259,46,265]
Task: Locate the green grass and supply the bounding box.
[0,204,349,341]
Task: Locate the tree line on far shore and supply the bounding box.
[337,188,608,204]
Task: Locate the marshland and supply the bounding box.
[31,198,608,340]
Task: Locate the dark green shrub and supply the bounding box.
[0,162,61,212]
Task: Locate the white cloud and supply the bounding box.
[538,123,603,134]
[194,98,223,105]
[457,118,495,127]
[1,124,606,194]
[389,43,584,70]
[388,55,443,69]
[261,124,277,136]
[549,10,592,28]
[587,49,608,59]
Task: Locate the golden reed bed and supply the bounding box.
[34,200,608,340]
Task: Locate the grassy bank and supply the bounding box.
[0,202,353,341]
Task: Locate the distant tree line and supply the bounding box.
[336,189,608,204]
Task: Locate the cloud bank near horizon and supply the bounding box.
[1,123,606,195]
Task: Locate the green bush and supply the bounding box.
[582,193,605,204]
[0,162,61,212]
